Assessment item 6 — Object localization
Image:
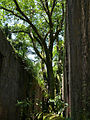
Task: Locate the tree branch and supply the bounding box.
[54,3,64,40]
[12,29,47,61]
[12,30,29,34]
[45,0,49,14]
[40,0,50,18]
[12,29,43,48]
[51,0,56,16]
[33,34,43,47]
[40,0,47,13]
[48,2,64,54]
[29,33,46,63]
[40,0,53,29]
[33,34,48,56]
[41,14,49,24]
[13,0,43,41]
[0,0,43,42]
[13,0,30,22]
[0,6,27,22]
[37,2,49,24]
[44,30,50,40]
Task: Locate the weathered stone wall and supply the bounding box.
[0,28,42,120]
[64,0,90,119]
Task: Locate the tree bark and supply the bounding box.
[46,60,55,99]
[64,0,90,119]
[46,54,55,99]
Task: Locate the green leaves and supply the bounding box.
[0,0,64,35]
[49,95,68,114]
[16,99,32,107]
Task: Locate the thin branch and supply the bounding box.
[12,30,29,34]
[44,30,50,40]
[12,29,47,62]
[33,34,43,47]
[12,30,43,48]
[51,0,56,16]
[40,0,52,29]
[12,29,43,47]
[45,0,49,13]
[13,0,43,41]
[0,6,27,22]
[54,3,64,40]
[41,14,49,24]
[37,2,49,24]
[1,5,42,41]
[40,0,50,17]
[29,33,46,63]
[13,0,30,22]
[40,0,47,13]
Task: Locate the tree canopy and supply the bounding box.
[0,0,65,99]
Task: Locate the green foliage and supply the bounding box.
[0,0,65,42]
[49,95,68,114]
[16,98,32,119]
[43,113,65,120]
[53,40,64,74]
[22,57,40,79]
[16,98,43,120]
[65,118,71,120]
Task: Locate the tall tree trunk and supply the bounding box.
[46,58,55,99]
[41,50,47,86]
[64,0,90,119]
[56,37,62,95]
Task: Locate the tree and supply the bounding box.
[0,0,65,99]
[64,0,90,119]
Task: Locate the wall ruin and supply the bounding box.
[0,28,42,120]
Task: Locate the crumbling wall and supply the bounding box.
[0,28,42,120]
[64,0,90,119]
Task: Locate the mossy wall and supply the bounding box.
[0,29,42,120]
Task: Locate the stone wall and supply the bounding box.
[0,28,42,120]
[64,0,90,119]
